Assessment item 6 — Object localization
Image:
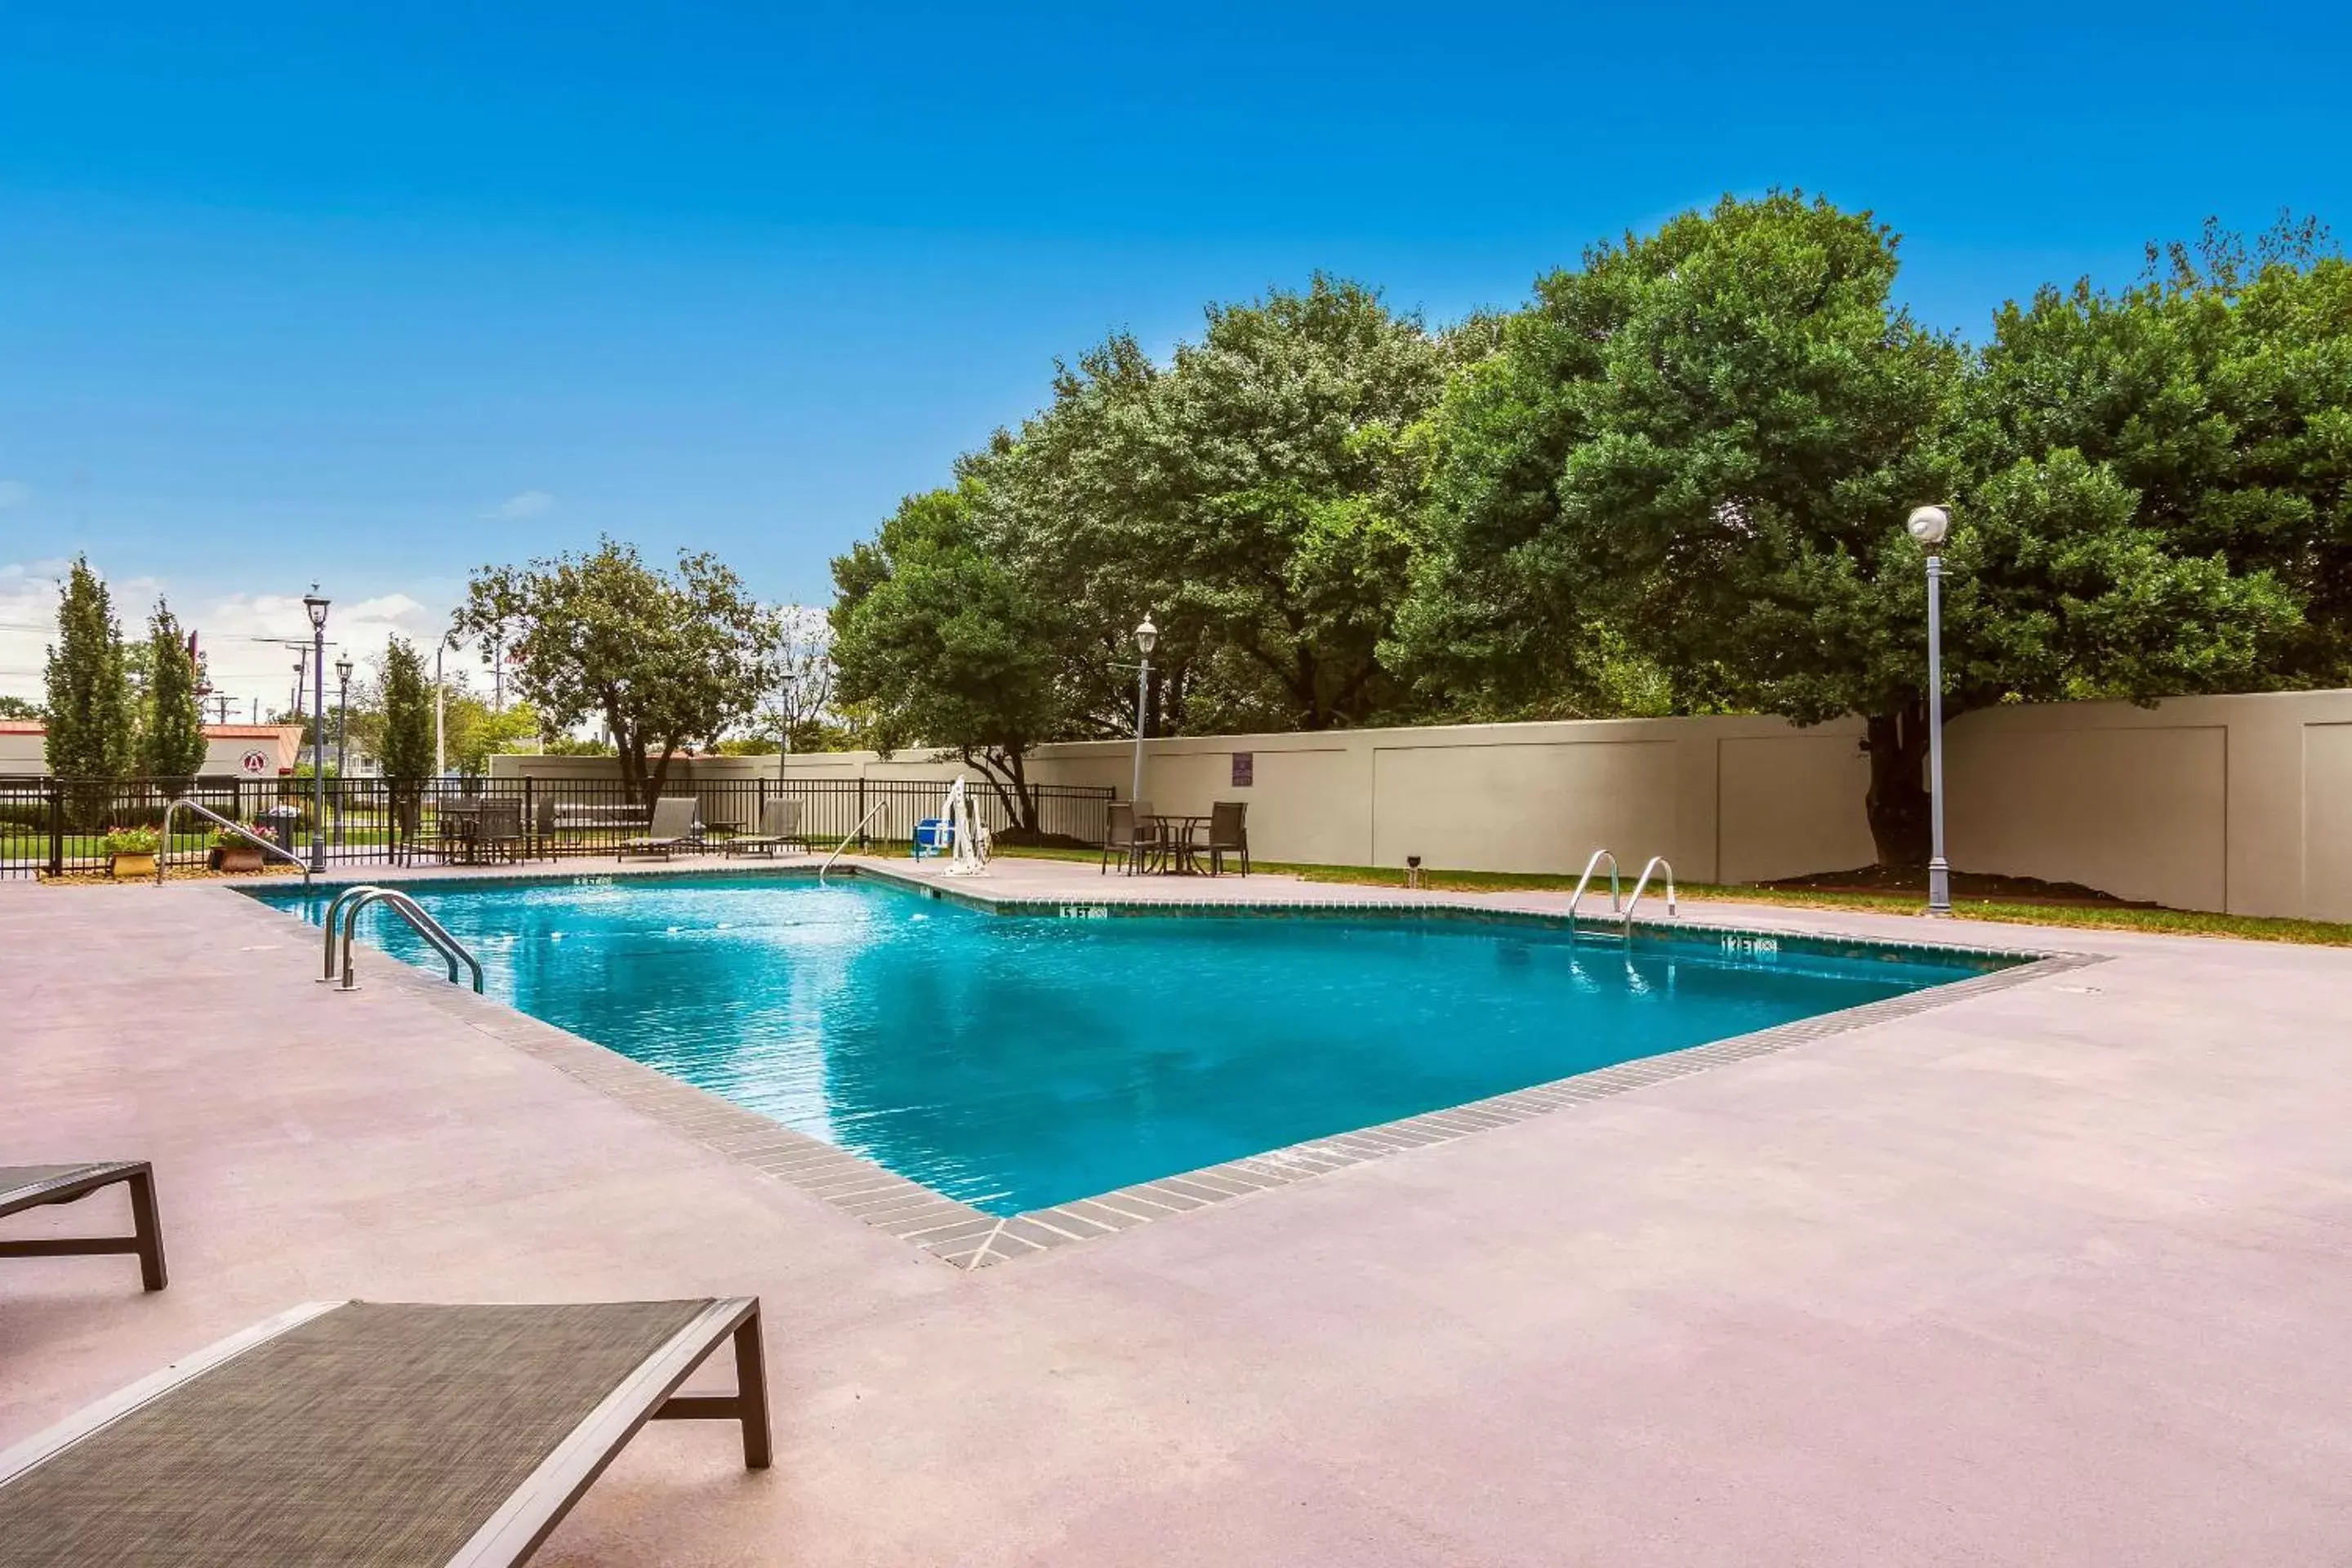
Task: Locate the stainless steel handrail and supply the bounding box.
[321,883,385,979]
[817,800,891,884]
[1566,849,1620,920]
[1624,856,1677,933]
[335,886,483,993]
[156,796,311,886]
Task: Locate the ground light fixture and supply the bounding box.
[1131,615,1157,806]
[304,587,330,873]
[1905,506,1953,917]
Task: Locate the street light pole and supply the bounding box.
[303,587,331,874]
[1906,506,1953,917]
[1131,615,1157,804]
[334,656,353,846]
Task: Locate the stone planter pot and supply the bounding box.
[210,845,267,873]
[108,852,158,880]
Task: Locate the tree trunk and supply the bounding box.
[1862,704,1933,868]
[963,745,1040,840]
[644,737,682,810]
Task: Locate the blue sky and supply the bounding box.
[2,0,2347,707]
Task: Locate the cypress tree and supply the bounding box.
[42,558,134,820]
[379,637,434,844]
[139,599,209,786]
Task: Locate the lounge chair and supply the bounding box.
[0,1296,770,1565]
[722,798,808,858]
[617,795,699,860]
[0,1162,166,1291]
[1205,800,1250,876]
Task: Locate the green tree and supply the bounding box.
[43,557,134,820]
[0,696,42,720]
[377,636,435,791]
[1954,216,2350,688]
[1398,194,2314,864]
[830,483,1074,834]
[991,278,1456,734]
[457,539,777,806]
[136,599,208,786]
[440,688,544,778]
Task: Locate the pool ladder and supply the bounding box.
[1568,849,1677,936]
[320,884,483,993]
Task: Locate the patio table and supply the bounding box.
[1147,815,1209,875]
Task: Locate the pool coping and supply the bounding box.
[233,860,2105,1272]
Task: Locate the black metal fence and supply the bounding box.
[0,774,1114,878]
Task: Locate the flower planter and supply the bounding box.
[210,845,268,873]
[108,852,158,880]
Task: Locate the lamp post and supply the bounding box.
[1906,506,1953,917]
[334,656,354,845]
[303,588,330,873]
[1130,616,1157,804]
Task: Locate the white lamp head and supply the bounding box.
[1135,615,1159,657]
[303,586,331,630]
[1905,506,1951,549]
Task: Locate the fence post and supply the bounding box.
[857,776,868,851]
[46,781,64,877]
[523,776,536,858]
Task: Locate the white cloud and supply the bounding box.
[0,572,491,714]
[0,480,30,510]
[480,489,555,521]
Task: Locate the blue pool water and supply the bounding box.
[254,875,2001,1214]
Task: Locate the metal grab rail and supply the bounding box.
[817,800,891,884]
[156,796,311,886]
[321,883,388,980]
[1624,856,1677,932]
[1566,849,1620,920]
[330,884,484,993]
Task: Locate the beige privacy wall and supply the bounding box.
[497,689,2352,919]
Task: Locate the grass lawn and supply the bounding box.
[992,844,2352,948]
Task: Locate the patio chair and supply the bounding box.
[0,1296,770,1566]
[474,799,526,864]
[0,1163,166,1291]
[1205,800,1250,876]
[723,798,808,858]
[617,795,699,860]
[1100,800,1157,875]
[425,797,483,863]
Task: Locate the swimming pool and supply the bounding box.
[255,875,2010,1215]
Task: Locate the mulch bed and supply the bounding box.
[1760,865,2154,908]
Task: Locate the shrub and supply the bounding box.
[102,826,160,856]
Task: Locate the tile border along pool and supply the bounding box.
[247,860,2102,1271]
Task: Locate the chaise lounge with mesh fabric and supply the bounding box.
[720,798,808,859]
[0,1295,771,1566]
[617,795,700,860]
[0,1163,167,1292]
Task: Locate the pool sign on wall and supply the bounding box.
[240,750,270,776]
[1231,751,1253,787]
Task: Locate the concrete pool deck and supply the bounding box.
[3,858,2349,1563]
